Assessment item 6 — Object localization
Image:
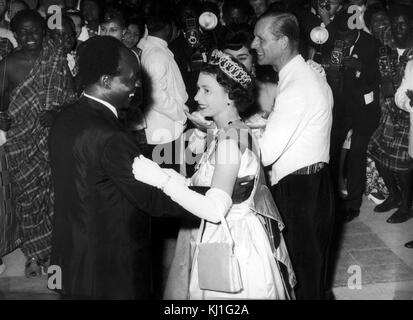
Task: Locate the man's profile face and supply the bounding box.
[106,49,140,111]
[251,17,282,68]
[15,19,44,52]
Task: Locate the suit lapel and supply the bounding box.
[81,96,123,130]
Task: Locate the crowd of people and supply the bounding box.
[0,0,412,300]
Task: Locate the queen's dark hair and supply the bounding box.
[200,58,254,117]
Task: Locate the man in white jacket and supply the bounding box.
[251,11,334,300]
[395,59,413,249]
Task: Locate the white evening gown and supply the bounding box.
[180,127,295,300]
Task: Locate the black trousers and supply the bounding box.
[343,131,372,211]
[271,166,335,300]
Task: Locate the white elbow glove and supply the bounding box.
[163,178,232,223]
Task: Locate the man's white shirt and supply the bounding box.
[138,36,188,144]
[258,55,333,185]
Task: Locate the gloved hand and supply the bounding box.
[185,110,216,132]
[132,155,169,189]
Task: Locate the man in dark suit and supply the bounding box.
[331,26,381,222]
[48,36,191,300]
[48,36,253,299]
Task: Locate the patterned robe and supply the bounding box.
[0,38,18,257]
[4,39,76,261]
[368,46,413,172]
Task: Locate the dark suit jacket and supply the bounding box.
[339,31,381,136]
[49,96,188,299]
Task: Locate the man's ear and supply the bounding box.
[280,35,289,50]
[99,75,112,90]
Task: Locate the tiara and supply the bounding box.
[208,49,252,88]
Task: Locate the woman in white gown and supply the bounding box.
[132,50,295,299]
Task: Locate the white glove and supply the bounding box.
[162,168,189,186]
[0,130,7,147]
[163,178,232,223]
[132,155,169,189]
[185,110,216,132]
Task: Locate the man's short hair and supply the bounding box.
[144,2,174,34]
[10,9,45,33]
[259,11,300,51]
[77,36,126,88]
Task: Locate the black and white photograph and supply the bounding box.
[0,0,412,304]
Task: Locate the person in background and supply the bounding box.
[361,3,391,202]
[122,17,144,58]
[368,4,413,224]
[364,3,393,48]
[331,18,381,223]
[78,0,101,41]
[0,0,13,60]
[0,0,28,49]
[297,0,347,60]
[395,59,413,249]
[0,9,76,277]
[222,0,252,26]
[100,7,126,40]
[249,0,268,19]
[67,10,83,41]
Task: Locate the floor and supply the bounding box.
[0,196,412,300]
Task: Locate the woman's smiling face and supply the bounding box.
[194,72,230,119]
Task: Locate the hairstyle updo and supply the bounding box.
[200,56,254,118]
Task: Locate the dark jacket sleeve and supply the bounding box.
[101,131,194,219]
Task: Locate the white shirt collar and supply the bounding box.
[146,35,168,48]
[83,93,118,118]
